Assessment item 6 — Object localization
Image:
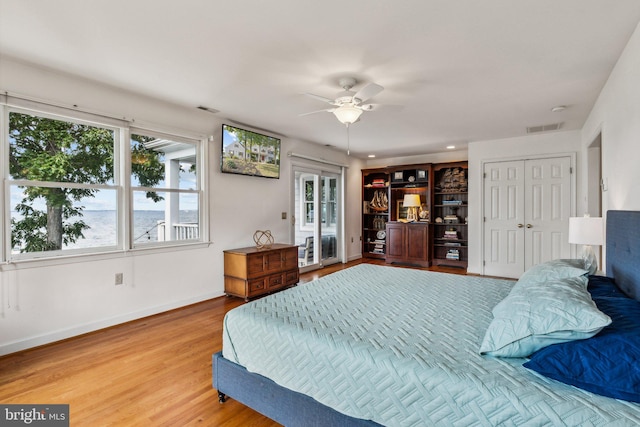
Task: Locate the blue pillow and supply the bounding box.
[524,294,640,402]
[587,275,628,299]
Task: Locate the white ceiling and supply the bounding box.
[1,0,640,158]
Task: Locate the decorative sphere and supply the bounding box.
[253,230,274,249]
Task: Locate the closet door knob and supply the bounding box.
[526,224,533,228]
[517,223,524,228]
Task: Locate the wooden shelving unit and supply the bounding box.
[362,164,432,266]
[431,162,468,268]
[362,168,390,259]
[362,161,468,269]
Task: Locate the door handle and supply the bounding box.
[526,224,533,228]
[517,223,524,228]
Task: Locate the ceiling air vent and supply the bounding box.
[197,106,219,114]
[526,122,563,134]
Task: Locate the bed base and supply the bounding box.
[213,352,381,427]
[213,210,640,426]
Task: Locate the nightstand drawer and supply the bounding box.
[267,273,284,289]
[248,278,266,294]
[285,269,299,285]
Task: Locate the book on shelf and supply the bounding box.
[446,248,460,260]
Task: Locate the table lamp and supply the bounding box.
[568,215,603,272]
[403,194,422,222]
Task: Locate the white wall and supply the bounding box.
[581,21,640,213]
[579,21,640,271]
[0,58,360,355]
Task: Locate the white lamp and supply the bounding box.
[333,104,363,125]
[568,215,603,272]
[402,194,422,222]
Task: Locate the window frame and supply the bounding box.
[1,97,208,264]
[299,174,316,231]
[129,127,202,249]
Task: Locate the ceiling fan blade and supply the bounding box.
[353,83,384,104]
[304,93,337,104]
[299,108,335,117]
[361,103,404,112]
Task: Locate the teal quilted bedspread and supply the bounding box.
[222,264,640,426]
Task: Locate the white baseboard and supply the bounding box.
[0,291,223,356]
[347,253,363,262]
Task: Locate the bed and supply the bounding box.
[213,210,640,426]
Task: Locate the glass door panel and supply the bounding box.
[320,174,338,265]
[293,167,341,270]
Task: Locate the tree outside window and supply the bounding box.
[6,109,201,258]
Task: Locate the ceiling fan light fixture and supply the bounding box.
[333,104,363,124]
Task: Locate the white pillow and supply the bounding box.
[480,276,611,358]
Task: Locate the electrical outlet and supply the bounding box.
[115,273,123,285]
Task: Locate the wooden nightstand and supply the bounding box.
[223,244,299,301]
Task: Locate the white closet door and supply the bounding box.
[483,156,572,278]
[523,157,572,270]
[483,160,526,278]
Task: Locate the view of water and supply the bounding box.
[11,210,198,251]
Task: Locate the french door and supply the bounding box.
[483,156,572,278]
[293,166,341,271]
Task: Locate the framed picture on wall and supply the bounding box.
[397,200,409,220]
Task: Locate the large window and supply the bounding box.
[3,102,204,261]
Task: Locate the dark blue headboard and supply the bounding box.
[606,210,640,301]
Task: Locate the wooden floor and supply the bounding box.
[0,259,466,426]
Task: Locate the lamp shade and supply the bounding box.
[402,194,422,208]
[333,105,362,124]
[568,216,603,246]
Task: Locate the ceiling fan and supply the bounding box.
[301,77,384,125]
